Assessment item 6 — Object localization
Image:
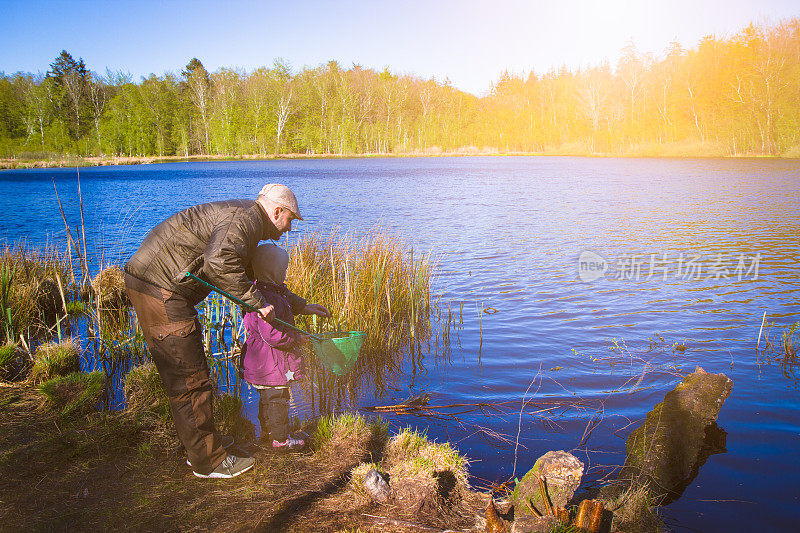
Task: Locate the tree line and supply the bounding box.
[1,19,798,159]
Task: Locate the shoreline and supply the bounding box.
[0,378,666,532]
[2,148,797,170]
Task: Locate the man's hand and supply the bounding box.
[302,303,330,317]
[258,305,275,322]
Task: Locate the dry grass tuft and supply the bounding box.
[600,483,664,533]
[91,266,129,309]
[37,370,106,417]
[213,392,255,443]
[314,412,376,451]
[347,461,383,501]
[0,341,25,381]
[386,428,468,485]
[29,338,81,384]
[124,362,170,421]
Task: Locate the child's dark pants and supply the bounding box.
[257,387,290,442]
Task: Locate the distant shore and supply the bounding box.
[2,144,798,170]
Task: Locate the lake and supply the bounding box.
[2,156,799,531]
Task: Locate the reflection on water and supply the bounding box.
[664,422,728,505]
[2,157,800,531]
[302,303,460,414]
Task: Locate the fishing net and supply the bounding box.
[311,331,365,376]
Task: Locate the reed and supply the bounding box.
[197,292,245,394]
[781,322,799,362]
[286,230,437,411]
[0,245,71,345]
[287,230,433,354]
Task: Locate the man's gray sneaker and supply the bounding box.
[193,454,255,479]
[186,435,235,466]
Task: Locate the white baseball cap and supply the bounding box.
[258,183,303,220]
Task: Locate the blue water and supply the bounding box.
[2,157,799,531]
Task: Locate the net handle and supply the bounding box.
[184,272,322,340]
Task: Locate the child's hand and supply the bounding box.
[302,303,330,317]
[297,334,311,346]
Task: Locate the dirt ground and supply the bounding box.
[0,383,485,532]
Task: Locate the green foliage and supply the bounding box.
[29,338,81,384]
[38,370,106,417]
[66,301,86,316]
[47,51,92,142]
[2,18,799,160]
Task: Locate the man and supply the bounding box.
[124,184,328,479]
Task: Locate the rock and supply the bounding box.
[621,366,732,502]
[363,468,390,503]
[511,450,584,517]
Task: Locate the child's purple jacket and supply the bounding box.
[242,281,305,386]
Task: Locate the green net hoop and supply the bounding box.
[311,331,365,376]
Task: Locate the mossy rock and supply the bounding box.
[38,371,106,417]
[124,362,170,421]
[511,451,584,517]
[623,367,732,501]
[29,338,81,384]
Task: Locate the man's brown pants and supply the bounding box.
[124,273,226,474]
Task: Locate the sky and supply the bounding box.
[1,0,799,96]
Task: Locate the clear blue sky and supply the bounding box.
[1,0,798,95]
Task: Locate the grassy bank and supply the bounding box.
[0,380,486,532]
[3,141,799,169]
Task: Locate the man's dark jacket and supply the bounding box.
[124,199,305,312]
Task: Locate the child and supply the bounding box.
[242,243,309,450]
